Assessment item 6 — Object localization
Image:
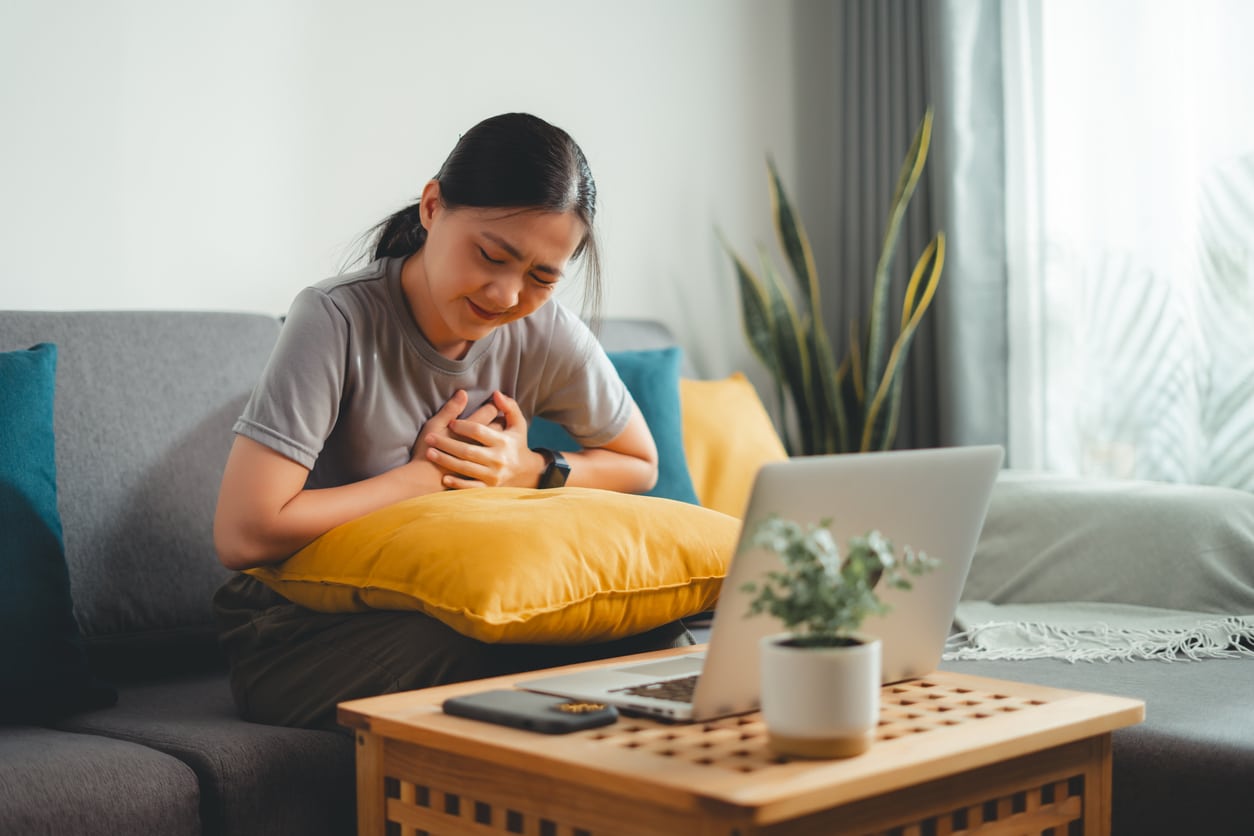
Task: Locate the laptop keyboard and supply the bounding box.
[610,674,700,703]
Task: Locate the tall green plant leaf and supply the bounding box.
[724,241,779,375]
[864,234,944,451]
[865,109,933,413]
[767,157,821,320]
[759,249,816,453]
[767,157,846,454]
[723,109,942,456]
[724,241,794,452]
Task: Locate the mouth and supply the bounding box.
[466,299,507,322]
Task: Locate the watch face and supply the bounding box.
[540,449,570,489]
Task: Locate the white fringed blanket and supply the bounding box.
[943,601,1254,663]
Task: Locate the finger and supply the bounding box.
[463,400,500,426]
[426,441,494,476]
[441,473,487,490]
[440,389,469,416]
[426,432,491,463]
[446,419,499,447]
[492,391,527,431]
[421,390,469,436]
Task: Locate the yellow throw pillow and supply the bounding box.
[680,373,789,518]
[246,487,739,644]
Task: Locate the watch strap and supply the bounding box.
[534,448,570,489]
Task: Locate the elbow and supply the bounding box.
[638,453,659,493]
[214,531,258,572]
[214,517,284,572]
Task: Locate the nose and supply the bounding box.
[482,274,523,311]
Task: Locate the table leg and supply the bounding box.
[356,730,386,835]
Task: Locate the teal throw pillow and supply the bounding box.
[0,344,115,722]
[528,347,700,505]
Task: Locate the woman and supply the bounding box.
[212,113,693,732]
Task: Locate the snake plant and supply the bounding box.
[724,109,944,454]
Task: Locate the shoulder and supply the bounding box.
[286,258,397,330]
[308,259,391,306]
[508,299,595,351]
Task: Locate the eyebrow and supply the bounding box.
[482,232,563,278]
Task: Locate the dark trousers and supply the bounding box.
[213,574,695,733]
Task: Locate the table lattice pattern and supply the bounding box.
[375,678,1091,836]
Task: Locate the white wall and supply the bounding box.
[1,0,809,379]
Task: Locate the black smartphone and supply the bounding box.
[442,689,618,734]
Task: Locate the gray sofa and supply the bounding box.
[941,473,1254,835]
[1,311,355,836]
[3,308,1251,835]
[0,309,682,836]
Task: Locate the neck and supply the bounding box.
[399,254,471,360]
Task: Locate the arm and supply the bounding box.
[425,391,659,493]
[213,390,496,570]
[555,405,658,492]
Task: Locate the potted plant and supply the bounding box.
[743,514,937,758]
[722,109,943,455]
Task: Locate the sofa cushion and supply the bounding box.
[0,311,281,678]
[530,346,701,505]
[52,673,355,836]
[965,471,1254,613]
[679,373,788,517]
[0,343,115,721]
[247,487,738,644]
[940,656,1254,836]
[0,726,200,836]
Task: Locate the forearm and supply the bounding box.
[560,447,658,493]
[214,449,447,571]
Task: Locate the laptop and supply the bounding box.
[521,445,1004,722]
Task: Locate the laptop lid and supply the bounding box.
[523,445,1003,722]
[688,445,1004,719]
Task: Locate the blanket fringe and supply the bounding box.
[944,616,1254,663]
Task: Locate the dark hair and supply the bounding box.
[366,113,602,320]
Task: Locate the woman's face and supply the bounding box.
[407,180,585,358]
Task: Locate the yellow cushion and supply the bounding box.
[246,487,739,644]
[680,373,789,517]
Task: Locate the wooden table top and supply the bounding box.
[339,644,1144,825]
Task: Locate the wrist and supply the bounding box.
[532,448,571,489]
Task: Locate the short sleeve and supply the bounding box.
[233,288,349,469]
[530,306,634,448]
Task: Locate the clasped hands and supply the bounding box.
[413,389,546,490]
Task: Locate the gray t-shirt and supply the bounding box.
[235,256,633,489]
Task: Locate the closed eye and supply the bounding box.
[478,246,506,265]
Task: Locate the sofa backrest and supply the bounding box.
[0,310,678,678]
[1,310,281,676]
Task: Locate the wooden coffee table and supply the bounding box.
[339,645,1143,835]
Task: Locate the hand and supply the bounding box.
[410,391,501,479]
[424,391,546,489]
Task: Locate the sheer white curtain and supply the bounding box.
[1004,0,1254,488]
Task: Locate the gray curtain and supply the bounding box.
[793,0,1008,450]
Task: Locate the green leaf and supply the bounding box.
[759,249,816,453]
[864,234,944,451]
[723,237,779,376]
[865,109,933,415]
[723,108,941,456]
[767,157,821,321]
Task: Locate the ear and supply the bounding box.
[418,180,443,229]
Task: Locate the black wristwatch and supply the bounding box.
[535,448,571,489]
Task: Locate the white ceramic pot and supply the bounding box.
[758,632,882,758]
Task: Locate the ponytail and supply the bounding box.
[369,202,427,261]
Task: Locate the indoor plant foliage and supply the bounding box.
[746,514,937,758]
[744,515,938,646]
[724,109,944,455]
